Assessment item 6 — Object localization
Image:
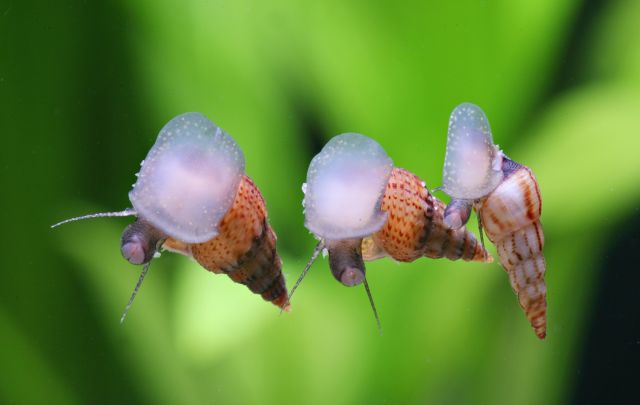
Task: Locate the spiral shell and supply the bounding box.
[164,175,288,310]
[476,160,546,338]
[363,168,491,263]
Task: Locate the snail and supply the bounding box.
[288,133,492,331]
[52,112,288,322]
[441,103,547,339]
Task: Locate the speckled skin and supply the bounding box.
[477,163,547,339]
[163,175,289,310]
[362,168,491,263]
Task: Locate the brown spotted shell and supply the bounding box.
[163,175,289,310]
[477,165,547,339]
[362,168,492,263]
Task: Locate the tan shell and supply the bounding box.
[163,175,289,310]
[477,166,547,339]
[362,168,492,263]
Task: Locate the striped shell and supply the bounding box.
[363,168,491,264]
[477,160,547,339]
[164,175,288,310]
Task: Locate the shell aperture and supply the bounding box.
[442,103,503,200]
[129,112,245,244]
[303,133,393,240]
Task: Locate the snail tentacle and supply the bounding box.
[51,208,137,228]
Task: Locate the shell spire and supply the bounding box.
[165,175,289,310]
[363,168,491,264]
[478,162,547,339]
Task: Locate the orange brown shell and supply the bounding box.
[163,175,289,310]
[362,168,491,263]
[477,165,547,339]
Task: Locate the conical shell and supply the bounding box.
[164,175,288,310]
[362,168,492,263]
[478,165,547,338]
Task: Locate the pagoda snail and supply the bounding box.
[52,112,288,322]
[288,133,492,330]
[441,103,547,339]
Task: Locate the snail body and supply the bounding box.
[302,133,491,287]
[53,112,288,320]
[442,103,547,339]
[290,133,491,330]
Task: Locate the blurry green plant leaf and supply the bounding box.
[586,0,640,83]
[515,85,640,231]
[0,308,79,405]
[58,216,202,405]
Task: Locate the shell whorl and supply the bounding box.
[362,168,491,263]
[478,165,547,338]
[164,175,288,310]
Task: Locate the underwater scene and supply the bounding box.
[1,0,639,404]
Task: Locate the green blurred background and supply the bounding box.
[2,0,639,404]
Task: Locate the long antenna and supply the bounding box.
[281,240,325,314]
[120,261,151,324]
[51,208,137,228]
[363,276,382,335]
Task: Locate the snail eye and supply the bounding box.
[120,220,164,265]
[443,198,473,230]
[121,235,146,265]
[303,133,393,240]
[129,112,245,244]
[442,103,503,200]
